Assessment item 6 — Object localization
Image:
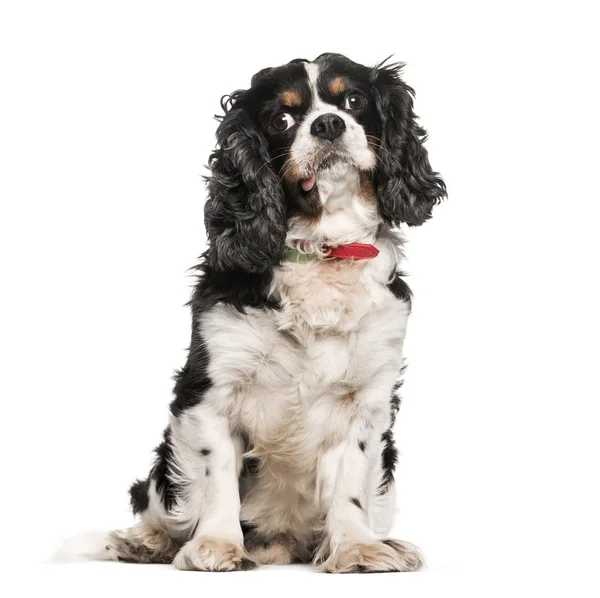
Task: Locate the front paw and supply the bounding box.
[316,539,424,573]
[173,537,256,572]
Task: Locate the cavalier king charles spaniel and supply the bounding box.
[99,53,445,572]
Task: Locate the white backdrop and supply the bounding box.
[1,1,599,596]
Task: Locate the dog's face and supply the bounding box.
[247,56,381,219]
[205,53,446,273]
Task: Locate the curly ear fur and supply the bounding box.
[205,92,286,273]
[372,62,446,226]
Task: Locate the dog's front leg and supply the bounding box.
[170,403,252,571]
[314,396,423,573]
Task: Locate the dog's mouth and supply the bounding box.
[292,172,320,217]
[297,153,347,197]
[300,175,316,193]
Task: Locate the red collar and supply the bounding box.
[325,242,380,260]
[284,242,379,263]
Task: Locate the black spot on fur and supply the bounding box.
[190,520,200,539]
[241,521,258,538]
[169,330,212,417]
[377,366,405,495]
[350,497,363,510]
[243,457,261,476]
[240,558,258,571]
[388,272,412,311]
[358,440,367,453]
[205,468,210,477]
[200,448,211,456]
[389,367,405,425]
[129,478,150,515]
[390,393,402,428]
[149,427,179,511]
[378,429,399,495]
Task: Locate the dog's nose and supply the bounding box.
[310,113,346,141]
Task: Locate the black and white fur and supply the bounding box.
[85,53,445,572]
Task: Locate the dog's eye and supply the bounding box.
[272,112,296,132]
[344,93,366,110]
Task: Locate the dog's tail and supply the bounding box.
[51,530,116,563]
[52,523,180,564]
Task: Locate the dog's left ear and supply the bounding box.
[371,62,447,226]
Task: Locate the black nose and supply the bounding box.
[310,113,346,141]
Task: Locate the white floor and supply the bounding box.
[17,561,598,598]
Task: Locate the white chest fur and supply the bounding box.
[200,239,408,440]
[273,239,401,335]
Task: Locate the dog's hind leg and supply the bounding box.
[107,521,180,564]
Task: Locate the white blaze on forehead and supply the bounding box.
[304,62,328,109]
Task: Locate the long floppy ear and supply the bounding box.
[205,92,286,272]
[372,62,446,226]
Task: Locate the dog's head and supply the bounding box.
[205,53,446,272]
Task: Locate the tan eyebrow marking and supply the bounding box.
[329,76,346,95]
[280,89,302,107]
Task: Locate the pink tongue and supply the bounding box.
[301,175,316,192]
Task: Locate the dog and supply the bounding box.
[99,53,445,572]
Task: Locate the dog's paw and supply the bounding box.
[106,523,179,564]
[173,537,255,572]
[316,539,424,573]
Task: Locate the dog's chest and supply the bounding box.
[273,259,383,334]
[201,259,407,454]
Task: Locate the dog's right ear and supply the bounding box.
[205,92,286,273]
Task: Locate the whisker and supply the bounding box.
[255,150,291,176]
[365,135,403,169]
[279,155,309,183]
[279,161,297,183]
